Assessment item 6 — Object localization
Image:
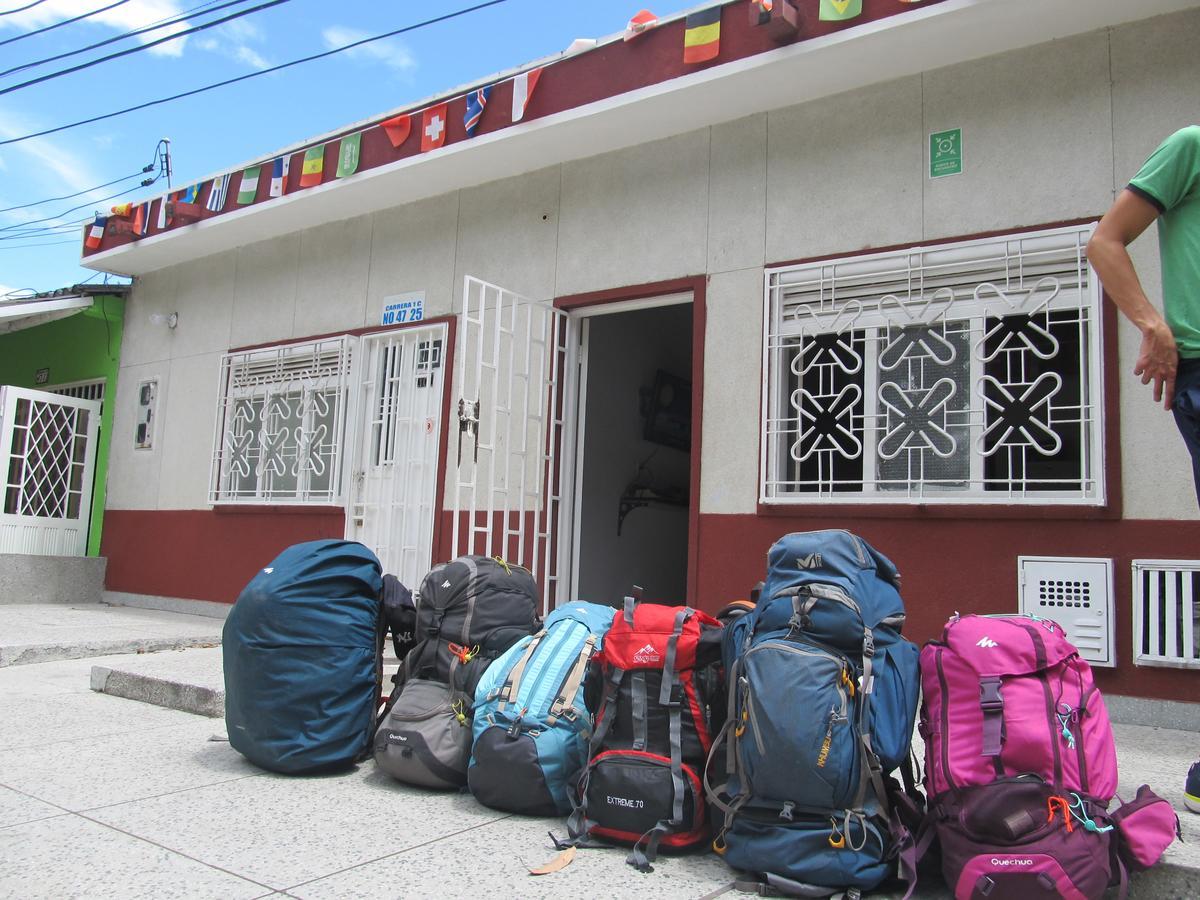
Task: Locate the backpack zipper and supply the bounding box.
[934,647,958,793]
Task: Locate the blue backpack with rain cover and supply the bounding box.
[223,540,384,774]
[468,601,615,815]
[708,531,921,897]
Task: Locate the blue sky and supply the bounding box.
[0,0,685,297]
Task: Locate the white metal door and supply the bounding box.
[346,324,447,588]
[451,276,573,614]
[0,385,101,556]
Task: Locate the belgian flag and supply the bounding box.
[683,7,720,64]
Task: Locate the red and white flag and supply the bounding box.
[511,67,543,123]
[624,9,659,41]
[381,113,412,148]
[420,103,449,152]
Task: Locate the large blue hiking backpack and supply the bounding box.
[708,531,922,897]
[468,601,615,815]
[223,540,384,775]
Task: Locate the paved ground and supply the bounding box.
[1,604,1198,898]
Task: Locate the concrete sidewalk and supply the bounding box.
[2,607,1199,898]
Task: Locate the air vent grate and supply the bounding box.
[1018,556,1114,667]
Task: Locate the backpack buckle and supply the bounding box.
[979,678,1003,713]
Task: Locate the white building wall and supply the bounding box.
[107,8,1200,521]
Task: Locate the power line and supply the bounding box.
[0,0,293,95]
[0,0,511,146]
[0,238,78,249]
[0,180,158,234]
[0,0,131,48]
[0,169,148,214]
[0,0,52,16]
[1,0,247,79]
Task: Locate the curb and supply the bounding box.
[0,635,222,668]
[90,664,224,718]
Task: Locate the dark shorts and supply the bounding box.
[1173,357,1200,508]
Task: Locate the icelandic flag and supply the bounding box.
[511,67,542,123]
[464,86,491,138]
[205,174,229,212]
[84,215,107,250]
[269,155,290,197]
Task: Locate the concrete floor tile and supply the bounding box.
[0,717,259,810]
[0,785,63,828]
[0,814,268,900]
[0,689,198,751]
[1112,723,1200,869]
[88,764,508,890]
[0,654,109,697]
[289,810,735,900]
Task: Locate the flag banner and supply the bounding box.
[205,174,229,212]
[238,166,261,204]
[751,0,773,25]
[683,7,721,64]
[109,202,133,217]
[624,9,658,41]
[156,197,169,229]
[464,86,491,138]
[336,132,362,178]
[819,0,862,21]
[134,202,148,236]
[381,114,411,148]
[180,184,200,204]
[299,145,325,187]
[269,155,291,197]
[421,103,449,152]
[84,215,107,249]
[511,67,542,122]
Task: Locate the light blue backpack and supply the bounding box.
[469,601,615,815]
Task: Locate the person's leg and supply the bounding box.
[1171,359,1200,508]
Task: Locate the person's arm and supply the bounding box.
[1087,188,1177,409]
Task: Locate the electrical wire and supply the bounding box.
[0,0,52,16]
[1,0,251,79]
[0,0,131,48]
[0,169,148,214]
[0,0,294,95]
[0,0,511,146]
[0,238,78,249]
[0,181,158,234]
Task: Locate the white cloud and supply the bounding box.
[195,18,271,70]
[0,1,193,57]
[235,46,270,70]
[322,26,417,75]
[0,111,111,230]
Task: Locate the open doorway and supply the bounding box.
[571,299,693,606]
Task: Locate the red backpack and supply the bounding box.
[562,598,723,870]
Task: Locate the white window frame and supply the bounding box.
[209,336,355,505]
[760,224,1106,506]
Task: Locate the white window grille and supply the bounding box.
[1132,559,1200,669]
[761,224,1104,504]
[209,336,354,504]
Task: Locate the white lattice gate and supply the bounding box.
[346,324,447,589]
[0,386,101,556]
[450,277,573,615]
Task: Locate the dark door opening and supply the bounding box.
[573,301,693,606]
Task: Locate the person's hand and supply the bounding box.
[1134,320,1178,409]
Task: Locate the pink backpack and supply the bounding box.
[920,613,1117,801]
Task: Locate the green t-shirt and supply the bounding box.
[1128,125,1200,358]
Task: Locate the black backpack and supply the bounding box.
[374,555,541,788]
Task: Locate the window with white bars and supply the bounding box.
[1133,560,1200,669]
[209,337,354,504]
[760,225,1105,504]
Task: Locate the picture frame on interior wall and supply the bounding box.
[135,379,158,451]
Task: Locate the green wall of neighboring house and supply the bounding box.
[0,295,125,556]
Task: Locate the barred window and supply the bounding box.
[761,225,1105,505]
[209,337,353,504]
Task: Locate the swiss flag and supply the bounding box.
[420,103,448,152]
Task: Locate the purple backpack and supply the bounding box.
[919,614,1124,899]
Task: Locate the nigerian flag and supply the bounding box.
[819,0,862,21]
[238,166,261,204]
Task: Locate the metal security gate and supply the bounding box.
[345,324,448,589]
[0,386,101,556]
[450,276,573,614]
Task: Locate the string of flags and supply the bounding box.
[85,1,925,253]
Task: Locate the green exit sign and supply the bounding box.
[930,128,963,178]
